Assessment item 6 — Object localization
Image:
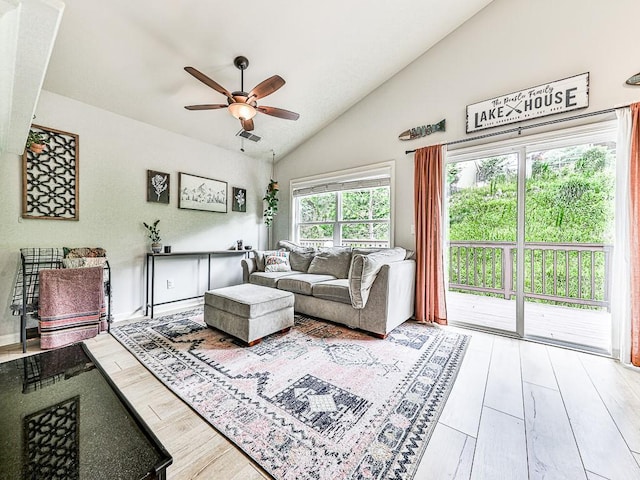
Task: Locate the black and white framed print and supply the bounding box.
[178,172,227,213]
[147,170,170,204]
[232,187,247,212]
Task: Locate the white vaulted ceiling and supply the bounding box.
[42,0,494,160]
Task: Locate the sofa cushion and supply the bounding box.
[278,240,316,272]
[349,247,407,308]
[307,246,352,279]
[250,271,299,288]
[277,273,337,295]
[312,279,351,305]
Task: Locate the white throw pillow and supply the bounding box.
[256,250,283,271]
[264,253,291,272]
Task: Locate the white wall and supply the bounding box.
[0,90,271,345]
[274,0,640,249]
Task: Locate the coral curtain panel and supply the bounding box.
[630,102,640,366]
[414,145,447,324]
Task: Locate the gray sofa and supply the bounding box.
[241,241,416,337]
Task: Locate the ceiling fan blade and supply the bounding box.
[184,66,234,101]
[184,104,228,110]
[247,75,285,101]
[241,118,255,131]
[257,106,300,121]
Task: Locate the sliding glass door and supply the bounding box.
[522,142,615,351]
[446,153,518,334]
[445,123,616,354]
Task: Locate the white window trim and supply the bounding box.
[289,161,396,246]
[446,120,617,163]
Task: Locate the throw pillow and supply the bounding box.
[264,253,291,272]
[64,247,107,258]
[277,240,316,272]
[352,247,383,256]
[349,247,407,308]
[255,250,284,271]
[307,246,352,279]
[62,257,107,268]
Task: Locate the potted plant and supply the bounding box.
[263,179,279,227]
[143,219,162,253]
[26,130,48,155]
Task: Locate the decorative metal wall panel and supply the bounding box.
[23,396,80,480]
[22,125,79,220]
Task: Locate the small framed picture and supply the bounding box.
[179,172,227,213]
[232,187,247,212]
[147,170,170,204]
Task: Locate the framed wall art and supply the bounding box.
[147,170,170,204]
[232,187,247,212]
[178,172,227,213]
[22,125,79,220]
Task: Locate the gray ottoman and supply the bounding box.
[204,284,294,346]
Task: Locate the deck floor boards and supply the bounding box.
[447,290,611,352]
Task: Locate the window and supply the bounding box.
[291,164,393,248]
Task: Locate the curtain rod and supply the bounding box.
[404,105,629,155]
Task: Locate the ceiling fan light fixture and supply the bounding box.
[228,103,257,120]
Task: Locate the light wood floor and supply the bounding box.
[2,321,640,479]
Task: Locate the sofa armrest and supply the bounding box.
[360,259,416,334]
[241,256,258,283]
[349,250,408,308]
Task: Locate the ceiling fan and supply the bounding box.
[184,56,300,132]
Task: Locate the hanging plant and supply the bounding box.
[263,179,279,227]
[26,129,48,154]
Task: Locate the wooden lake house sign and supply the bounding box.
[466,73,589,133]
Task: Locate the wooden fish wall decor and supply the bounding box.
[626,72,640,85]
[398,119,446,141]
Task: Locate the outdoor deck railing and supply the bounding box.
[448,241,613,309]
[299,239,390,249]
[298,239,611,309]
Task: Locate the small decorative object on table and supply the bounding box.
[143,219,162,253]
[237,239,243,250]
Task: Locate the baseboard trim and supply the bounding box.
[0,332,20,348]
[111,298,204,323]
[0,299,205,348]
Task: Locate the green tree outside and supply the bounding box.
[447,145,615,306]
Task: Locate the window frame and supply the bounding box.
[290,161,395,248]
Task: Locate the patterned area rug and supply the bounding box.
[111,310,469,480]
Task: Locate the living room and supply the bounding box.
[2,0,640,479]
